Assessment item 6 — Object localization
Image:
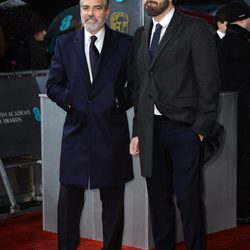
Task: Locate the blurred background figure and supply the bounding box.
[213,4,231,45]
[0,1,50,71]
[218,0,250,224]
[13,15,50,70]
[26,16,50,70]
[218,0,250,92]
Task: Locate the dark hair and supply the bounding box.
[215,5,231,23]
[79,0,109,9]
[29,14,47,36]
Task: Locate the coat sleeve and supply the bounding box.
[132,28,144,137]
[190,19,221,137]
[117,36,135,112]
[46,37,71,112]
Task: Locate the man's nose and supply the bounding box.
[87,8,94,16]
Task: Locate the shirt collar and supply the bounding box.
[152,7,175,29]
[84,26,105,45]
[217,30,225,39]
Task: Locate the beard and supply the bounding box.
[144,0,170,17]
[81,16,105,33]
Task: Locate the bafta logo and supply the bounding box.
[110,12,129,34]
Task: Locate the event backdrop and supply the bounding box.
[0,76,41,158]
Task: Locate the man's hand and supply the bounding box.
[130,137,139,156]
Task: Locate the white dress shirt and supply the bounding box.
[217,29,225,39]
[84,27,105,82]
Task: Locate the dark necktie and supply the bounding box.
[89,35,99,76]
[149,23,162,60]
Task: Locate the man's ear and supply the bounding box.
[105,7,110,19]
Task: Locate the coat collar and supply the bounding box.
[73,25,118,83]
[144,9,182,68]
[73,28,91,84]
[96,25,119,80]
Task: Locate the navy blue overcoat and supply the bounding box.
[46,26,134,189]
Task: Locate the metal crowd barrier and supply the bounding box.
[0,70,47,213]
[41,92,237,249]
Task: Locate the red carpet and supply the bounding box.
[0,211,250,250]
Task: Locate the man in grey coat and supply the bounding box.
[130,0,221,249]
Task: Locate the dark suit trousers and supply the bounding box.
[146,117,205,250]
[57,183,125,250]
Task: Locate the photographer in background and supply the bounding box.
[218,0,250,224]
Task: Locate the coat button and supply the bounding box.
[149,71,154,76]
[87,100,91,104]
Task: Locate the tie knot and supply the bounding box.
[155,23,162,30]
[90,36,97,44]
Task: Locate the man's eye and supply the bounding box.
[95,6,103,10]
[81,6,89,10]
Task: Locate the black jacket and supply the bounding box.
[218,24,250,92]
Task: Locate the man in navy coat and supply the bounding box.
[46,0,134,249]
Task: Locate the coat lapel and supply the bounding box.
[93,25,118,82]
[144,22,153,67]
[150,10,182,69]
[73,29,91,86]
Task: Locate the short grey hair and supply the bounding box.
[79,0,110,9]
